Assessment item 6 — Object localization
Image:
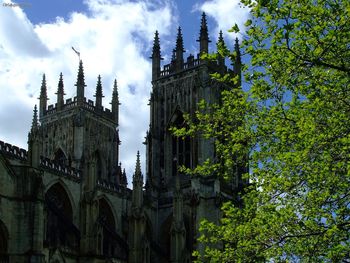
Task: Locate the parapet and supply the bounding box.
[158,54,228,79]
[97,179,120,192]
[0,140,83,182]
[44,96,114,121]
[39,156,81,181]
[0,140,28,161]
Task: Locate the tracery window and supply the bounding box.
[53,148,67,166]
[98,198,116,256]
[44,183,79,250]
[171,113,191,177]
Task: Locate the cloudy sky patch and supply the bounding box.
[0,0,250,184]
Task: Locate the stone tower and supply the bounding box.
[37,61,121,185]
[0,12,246,263]
[0,58,131,262]
[144,12,244,262]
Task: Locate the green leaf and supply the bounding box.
[228,23,240,33]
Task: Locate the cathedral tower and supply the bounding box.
[145,13,244,262]
[146,12,240,190]
[0,11,246,263]
[37,61,121,184]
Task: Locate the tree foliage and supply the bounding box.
[175,0,350,261]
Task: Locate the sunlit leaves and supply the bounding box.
[229,23,240,33]
[174,0,350,262]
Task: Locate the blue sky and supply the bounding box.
[0,0,250,183]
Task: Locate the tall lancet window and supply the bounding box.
[53,148,67,165]
[171,110,191,177]
[44,183,79,250]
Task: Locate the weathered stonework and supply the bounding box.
[0,13,245,263]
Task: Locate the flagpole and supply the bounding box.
[72,46,81,61]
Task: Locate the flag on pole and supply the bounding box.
[72,47,80,59]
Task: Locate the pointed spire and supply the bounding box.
[40,74,47,99]
[28,104,40,168]
[151,31,162,81]
[57,73,64,94]
[134,151,142,181]
[112,79,119,102]
[151,30,161,58]
[132,151,143,209]
[174,27,185,71]
[111,79,120,124]
[56,73,65,110]
[217,30,226,47]
[121,168,127,187]
[31,104,39,131]
[217,30,227,71]
[75,60,86,102]
[95,75,103,97]
[175,27,185,52]
[76,60,86,87]
[197,12,210,54]
[38,74,48,118]
[94,75,104,109]
[199,12,209,39]
[114,78,118,93]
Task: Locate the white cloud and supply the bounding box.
[0,0,175,182]
[195,0,250,42]
[0,3,50,57]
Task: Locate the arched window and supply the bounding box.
[171,112,191,177]
[44,183,79,250]
[98,198,116,257]
[96,198,128,260]
[53,148,67,165]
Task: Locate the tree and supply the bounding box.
[174,0,350,261]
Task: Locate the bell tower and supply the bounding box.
[146,13,243,189]
[145,13,244,262]
[37,61,122,185]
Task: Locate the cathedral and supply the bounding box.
[0,13,244,263]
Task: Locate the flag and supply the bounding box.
[72,47,80,57]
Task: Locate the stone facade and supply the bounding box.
[0,13,245,263]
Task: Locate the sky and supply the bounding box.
[0,0,250,184]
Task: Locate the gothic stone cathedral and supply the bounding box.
[0,13,245,263]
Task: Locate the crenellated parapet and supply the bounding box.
[0,140,82,181]
[0,140,28,161]
[96,179,125,194]
[45,97,114,121]
[39,61,119,125]
[151,12,239,81]
[159,55,201,77]
[158,54,228,78]
[39,156,81,181]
